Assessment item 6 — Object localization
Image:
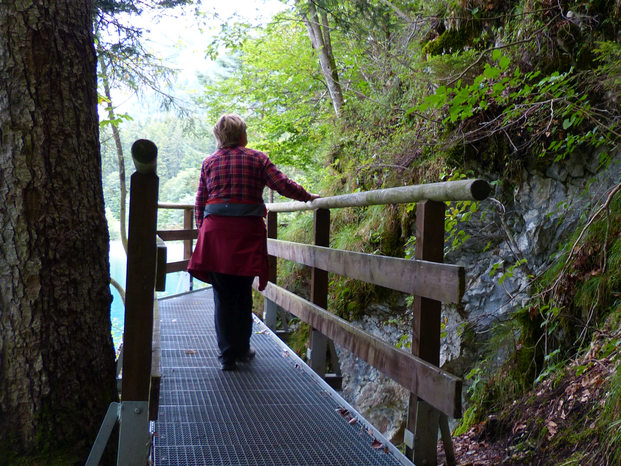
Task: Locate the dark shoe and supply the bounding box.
[237,347,256,363]
[221,360,237,371]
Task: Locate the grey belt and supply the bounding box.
[203,203,265,217]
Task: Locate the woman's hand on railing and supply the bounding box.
[308,193,321,201]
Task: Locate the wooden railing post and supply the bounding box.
[119,139,159,464]
[121,139,159,400]
[405,200,446,465]
[87,140,162,465]
[183,207,194,291]
[264,210,279,329]
[309,208,340,384]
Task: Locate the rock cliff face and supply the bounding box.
[336,150,621,443]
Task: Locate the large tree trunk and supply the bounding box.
[0,0,118,460]
[298,0,344,117]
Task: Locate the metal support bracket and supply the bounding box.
[86,400,151,466]
[117,400,151,465]
[264,298,278,330]
[86,402,121,466]
[404,428,415,450]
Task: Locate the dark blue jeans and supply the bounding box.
[210,272,254,363]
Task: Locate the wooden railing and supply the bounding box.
[88,139,164,465]
[156,178,491,465]
[156,203,196,274]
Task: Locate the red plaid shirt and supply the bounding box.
[194,146,312,228]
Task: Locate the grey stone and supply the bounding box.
[327,148,620,445]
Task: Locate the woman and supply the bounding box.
[188,114,319,371]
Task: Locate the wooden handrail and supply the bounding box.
[157,229,198,241]
[157,202,192,209]
[153,225,465,302]
[155,178,491,213]
[86,139,161,466]
[260,282,462,418]
[267,178,490,212]
[268,239,464,303]
[165,260,189,273]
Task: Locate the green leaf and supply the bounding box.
[499,55,510,70]
[492,82,505,95]
[575,365,588,376]
[483,65,501,80]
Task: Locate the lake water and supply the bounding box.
[109,240,201,349]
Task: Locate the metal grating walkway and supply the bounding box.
[153,288,410,465]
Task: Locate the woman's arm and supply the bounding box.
[262,157,315,202]
[194,164,209,229]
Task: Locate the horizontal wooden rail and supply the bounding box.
[267,179,490,213]
[158,203,192,210]
[156,236,167,292]
[166,260,189,274]
[259,282,462,418]
[269,239,464,303]
[157,229,198,242]
[155,179,490,215]
[158,202,193,210]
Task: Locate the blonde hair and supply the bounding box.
[213,114,247,149]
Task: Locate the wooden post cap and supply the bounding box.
[131,139,158,174]
[469,179,491,200]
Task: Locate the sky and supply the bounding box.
[112,0,289,116]
[144,0,288,74]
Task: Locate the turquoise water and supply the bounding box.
[109,241,195,349]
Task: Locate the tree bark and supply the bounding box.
[0,0,118,460]
[298,0,344,117]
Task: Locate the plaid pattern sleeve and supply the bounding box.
[262,157,312,202]
[194,146,312,228]
[194,160,209,229]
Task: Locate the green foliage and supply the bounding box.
[537,192,621,353]
[98,108,133,128]
[602,360,621,464]
[417,49,618,164]
[455,311,542,433]
[442,169,478,252]
[287,320,311,360]
[489,258,529,286]
[422,22,480,57]
[275,212,315,299]
[328,216,375,319]
[101,114,212,226]
[403,169,483,258]
[533,348,564,386]
[197,13,330,173]
[95,0,197,110]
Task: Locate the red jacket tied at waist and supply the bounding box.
[187,215,269,290]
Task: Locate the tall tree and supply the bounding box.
[99,55,130,253]
[95,0,189,254]
[297,0,344,117]
[199,12,329,171]
[0,0,117,461]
